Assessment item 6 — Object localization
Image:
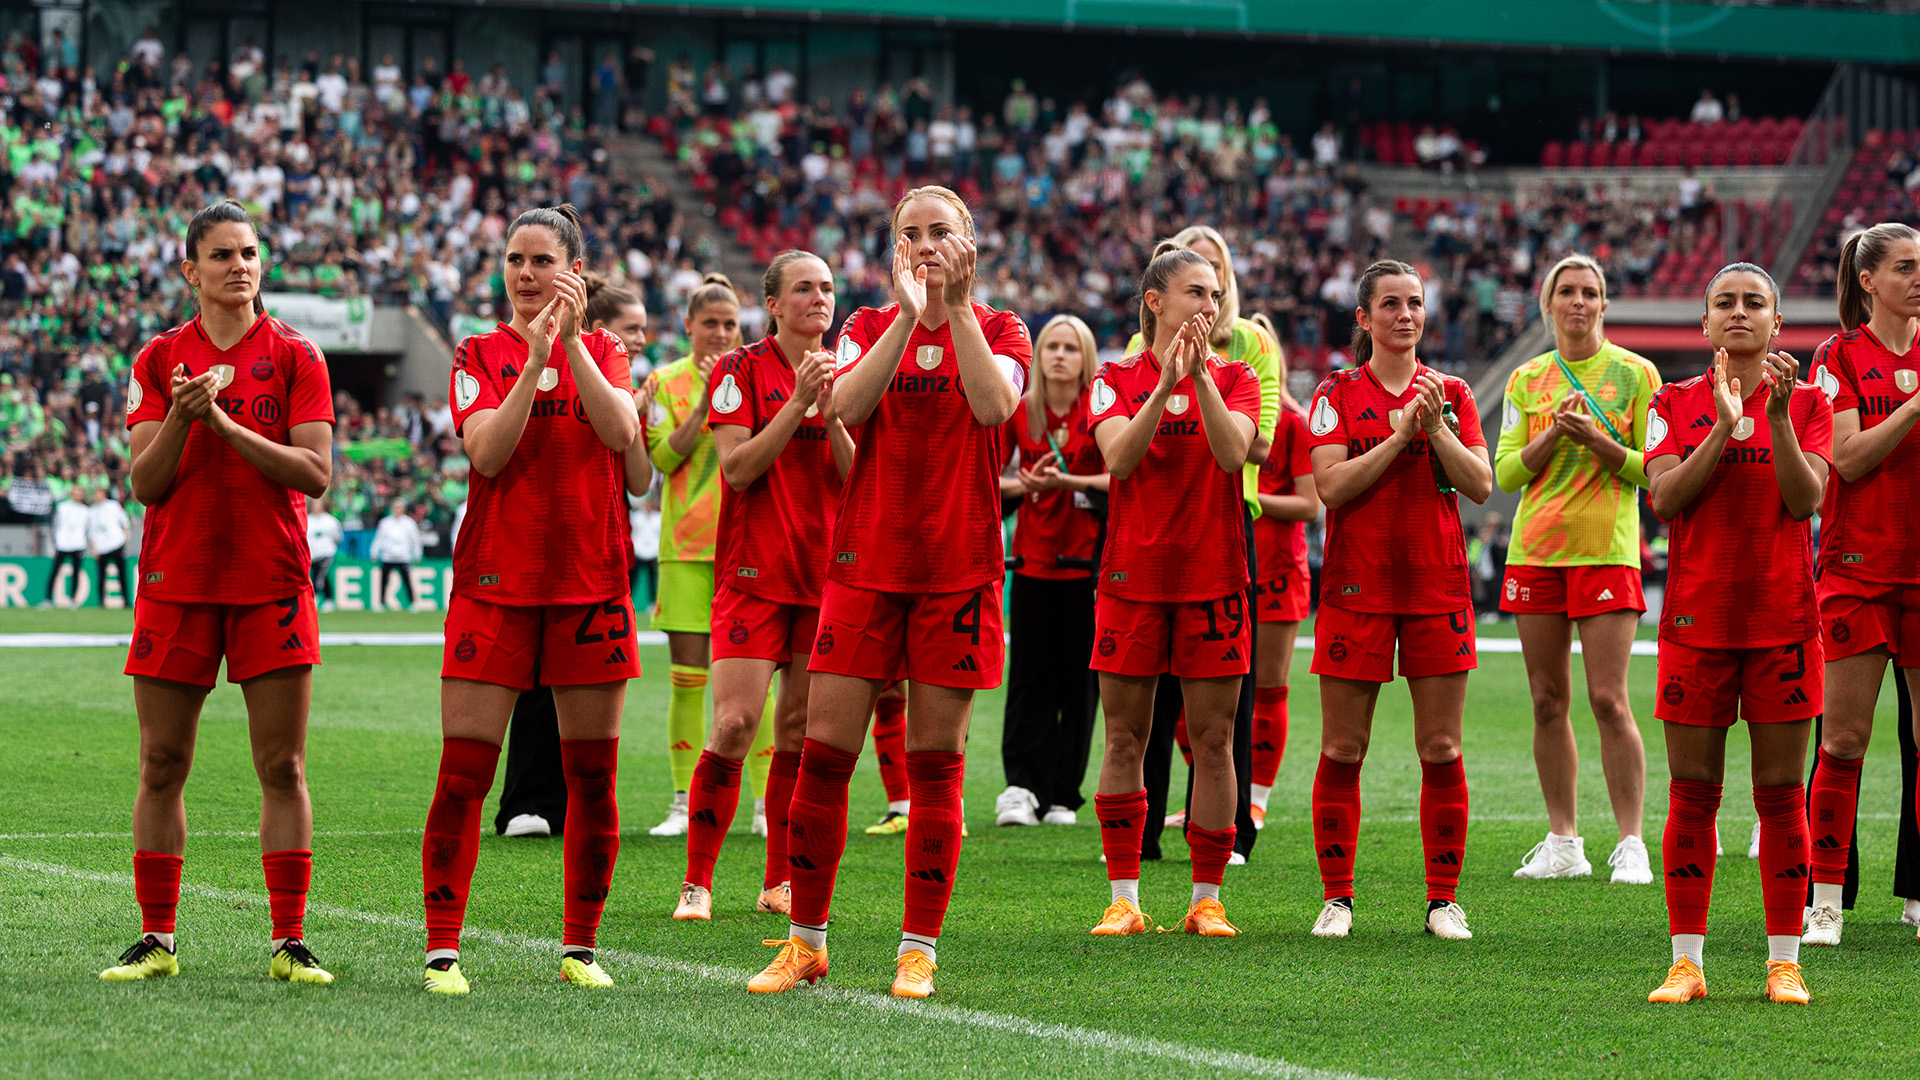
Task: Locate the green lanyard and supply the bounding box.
[1551,350,1626,445]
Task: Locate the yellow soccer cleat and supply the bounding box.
[1169,897,1238,937]
[1765,960,1810,1005]
[269,940,334,985]
[747,936,828,994]
[561,953,613,988]
[1090,897,1153,936]
[673,883,712,922]
[891,949,937,999]
[423,960,469,995]
[864,811,909,836]
[1648,957,1707,1003]
[756,882,791,916]
[99,936,178,981]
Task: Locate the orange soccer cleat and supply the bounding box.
[1765,960,1810,1005]
[755,882,791,916]
[1169,897,1237,937]
[747,937,828,994]
[1089,897,1153,936]
[891,949,937,998]
[1648,957,1708,1003]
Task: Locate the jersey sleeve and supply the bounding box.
[1242,324,1282,442]
[125,337,170,428]
[1810,334,1855,413]
[1616,357,1660,488]
[642,368,686,473]
[593,329,630,387]
[1304,377,1347,452]
[1088,362,1135,425]
[1644,387,1681,462]
[1449,380,1486,449]
[450,335,504,436]
[1221,361,1261,425]
[1797,386,1835,466]
[1492,367,1536,493]
[986,309,1033,393]
[834,308,882,373]
[1283,409,1314,479]
[706,347,758,432]
[283,332,334,428]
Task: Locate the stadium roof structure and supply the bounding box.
[622,0,1920,65]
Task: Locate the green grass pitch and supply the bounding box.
[1,607,1915,1079]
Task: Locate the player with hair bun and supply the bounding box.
[1304,259,1492,943]
[750,186,1029,1000]
[420,204,642,994]
[103,199,337,985]
[1643,263,1830,1006]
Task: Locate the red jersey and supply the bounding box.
[1253,401,1314,581]
[1811,327,1920,583]
[706,336,842,605]
[1089,350,1262,603]
[830,302,1032,593]
[1646,373,1833,648]
[1306,362,1486,615]
[126,314,334,605]
[449,324,633,606]
[1002,394,1103,581]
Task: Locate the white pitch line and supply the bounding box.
[1,854,1380,1080]
[0,828,427,842]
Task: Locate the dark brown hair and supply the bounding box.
[1350,259,1422,366]
[1136,242,1213,347]
[1704,261,1778,309]
[1837,223,1920,331]
[506,203,585,263]
[582,271,642,328]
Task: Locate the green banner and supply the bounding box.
[0,555,457,611]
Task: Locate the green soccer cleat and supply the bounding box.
[561,953,612,988]
[269,940,335,985]
[100,935,179,981]
[423,959,469,995]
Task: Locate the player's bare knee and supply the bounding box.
[138,744,193,791]
[708,710,757,758]
[1530,690,1571,726]
[1819,727,1870,761]
[1587,691,1635,731]
[1416,736,1462,764]
[1321,738,1368,765]
[1188,722,1233,766]
[254,751,307,794]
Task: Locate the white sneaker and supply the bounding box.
[1164,809,1187,828]
[1607,835,1653,884]
[1802,900,1845,946]
[1513,832,1591,879]
[1227,851,1247,866]
[1311,900,1353,938]
[1748,820,1761,860]
[994,786,1039,827]
[1425,901,1474,940]
[648,792,690,837]
[751,797,768,837]
[1041,805,1077,826]
[1901,899,1920,929]
[503,814,551,838]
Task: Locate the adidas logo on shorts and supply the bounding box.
[279,632,304,651]
[951,654,980,672]
[1596,589,1615,602]
[1784,687,1809,705]
[605,646,629,665]
[1218,646,1241,662]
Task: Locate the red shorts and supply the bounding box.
[1311,604,1477,683]
[1092,592,1252,680]
[1654,637,1823,726]
[1252,564,1311,624]
[125,592,321,687]
[711,584,819,666]
[1499,564,1645,618]
[808,579,1003,689]
[1819,571,1920,668]
[440,593,643,690]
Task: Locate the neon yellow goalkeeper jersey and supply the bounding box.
[1494,341,1661,567]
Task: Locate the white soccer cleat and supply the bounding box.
[1425,901,1473,940]
[1748,820,1761,860]
[1607,835,1654,885]
[649,792,690,837]
[1310,900,1353,938]
[1227,851,1247,867]
[751,797,768,837]
[1902,899,1920,930]
[1802,900,1844,946]
[994,786,1039,827]
[1041,805,1077,826]
[1513,833,1592,879]
[503,814,551,838]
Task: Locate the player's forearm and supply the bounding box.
[130,416,193,504]
[1515,425,1559,477]
[1099,394,1170,479]
[623,440,654,496]
[1245,433,1271,465]
[828,421,855,479]
[1834,409,1918,482]
[949,311,1017,427]
[1258,491,1319,522]
[837,320,911,426]
[665,394,707,457]
[211,416,332,497]
[1194,384,1251,472]
[1315,433,1408,508]
[466,378,540,477]
[1430,430,1493,503]
[1585,434,1629,476]
[998,475,1026,498]
[1648,429,1729,519]
[567,343,639,451]
[1072,472,1110,493]
[1770,416,1825,520]
[718,404,809,491]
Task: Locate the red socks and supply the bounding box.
[763,749,801,889]
[1175,710,1193,767]
[902,751,965,938]
[133,850,183,935]
[872,696,909,803]
[1252,686,1289,787]
[261,849,312,941]
[1420,756,1469,903]
[560,738,620,950]
[422,737,499,953]
[786,738,858,929]
[1187,824,1236,887]
[1754,782,1810,936]
[1806,747,1861,885]
[684,750,743,890]
[1312,755,1362,900]
[1663,779,1722,937]
[1095,789,1149,882]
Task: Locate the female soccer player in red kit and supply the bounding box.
[1305,260,1492,942]
[750,187,1029,999]
[1086,244,1260,937]
[1643,263,1830,1005]
[1801,223,1920,947]
[102,200,336,985]
[421,205,641,994]
[674,250,853,921]
[1249,341,1318,826]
